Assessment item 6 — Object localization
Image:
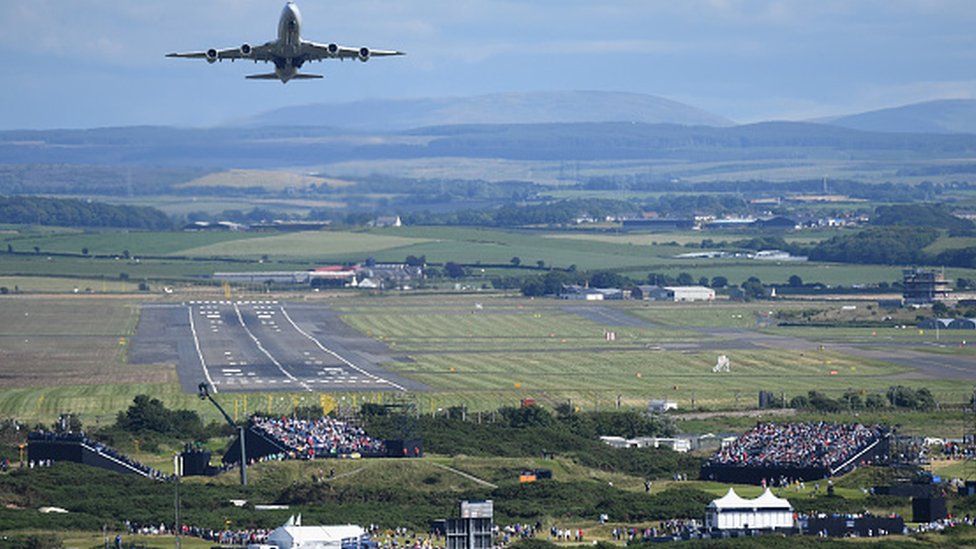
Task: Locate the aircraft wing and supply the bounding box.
[302,40,404,61]
[166,42,276,62]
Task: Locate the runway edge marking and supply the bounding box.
[278,305,407,392]
[187,303,219,394]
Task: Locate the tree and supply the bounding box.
[647,272,672,286]
[81,247,89,256]
[405,255,426,267]
[499,405,552,428]
[865,393,887,410]
[698,277,710,287]
[115,394,204,437]
[741,277,766,300]
[841,389,864,410]
[710,276,729,289]
[589,271,629,289]
[33,246,40,254]
[676,272,694,285]
[444,262,466,279]
[536,260,546,269]
[510,256,521,267]
[788,274,803,288]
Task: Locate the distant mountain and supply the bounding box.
[822,99,976,134]
[232,91,735,131]
[6,120,976,170]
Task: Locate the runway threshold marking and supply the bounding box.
[277,305,406,392]
[233,302,312,392]
[187,304,219,394]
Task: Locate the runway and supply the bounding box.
[131,300,426,394]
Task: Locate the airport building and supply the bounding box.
[903,268,950,304]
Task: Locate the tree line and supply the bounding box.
[0,195,172,230]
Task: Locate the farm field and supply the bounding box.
[181,230,434,259]
[4,226,976,290]
[0,275,138,293]
[2,229,258,256]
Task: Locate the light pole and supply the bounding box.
[198,382,247,486]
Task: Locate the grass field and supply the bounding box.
[177,169,353,191]
[181,230,434,259]
[0,275,138,293]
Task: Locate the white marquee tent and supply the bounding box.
[705,488,794,531]
[259,515,366,549]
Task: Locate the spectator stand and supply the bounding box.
[223,415,396,465]
[27,431,169,480]
[700,422,888,484]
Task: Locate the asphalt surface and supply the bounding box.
[131,301,426,394]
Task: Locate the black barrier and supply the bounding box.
[385,439,423,458]
[222,426,290,464]
[801,515,904,537]
[912,497,947,523]
[700,464,828,485]
[873,483,933,498]
[180,450,216,476]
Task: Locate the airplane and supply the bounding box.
[166,2,403,83]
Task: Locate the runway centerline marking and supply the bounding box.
[233,302,312,392]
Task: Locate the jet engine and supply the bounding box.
[358,47,370,62]
[240,43,252,57]
[206,48,218,63]
[327,43,339,57]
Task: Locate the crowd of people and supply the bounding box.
[708,422,883,470]
[28,430,169,480]
[252,415,386,458]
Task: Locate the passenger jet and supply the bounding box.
[166,2,403,83]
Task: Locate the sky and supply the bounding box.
[1,0,975,130]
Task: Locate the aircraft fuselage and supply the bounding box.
[273,3,304,81]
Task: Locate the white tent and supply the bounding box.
[705,488,793,531]
[263,517,365,549]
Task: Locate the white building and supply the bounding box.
[648,399,678,413]
[647,286,715,302]
[598,435,691,453]
[254,517,366,549]
[705,488,793,531]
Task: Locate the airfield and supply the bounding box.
[2,292,975,427]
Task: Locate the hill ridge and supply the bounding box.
[231,90,736,131]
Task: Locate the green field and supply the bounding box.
[182,230,433,259]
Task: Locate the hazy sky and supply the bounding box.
[1,0,975,129]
